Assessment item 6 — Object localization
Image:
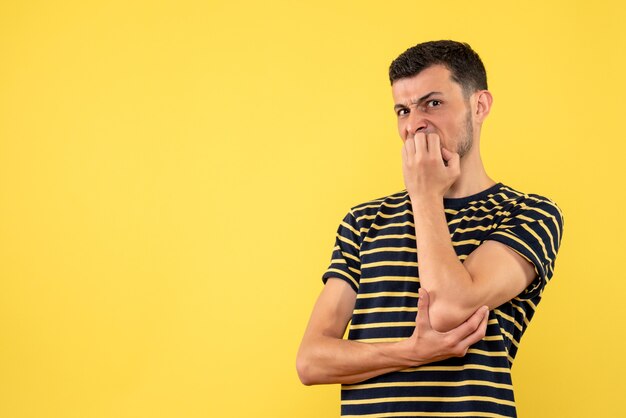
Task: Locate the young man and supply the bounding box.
[296,40,564,417]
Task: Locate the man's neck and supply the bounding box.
[443,152,495,199]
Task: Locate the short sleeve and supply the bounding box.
[484,195,564,300]
[321,210,362,293]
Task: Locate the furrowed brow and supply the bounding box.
[393,91,443,111]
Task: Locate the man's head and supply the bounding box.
[389,40,492,158]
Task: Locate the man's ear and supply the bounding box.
[474,90,493,123]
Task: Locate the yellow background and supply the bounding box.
[1,1,624,417]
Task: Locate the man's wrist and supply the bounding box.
[410,193,445,216]
[390,338,424,368]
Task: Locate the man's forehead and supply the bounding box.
[391,65,460,102]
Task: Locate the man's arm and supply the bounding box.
[296,278,489,386]
[402,132,536,332]
[412,197,536,332]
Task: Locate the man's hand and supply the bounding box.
[397,287,489,364]
[401,132,460,199]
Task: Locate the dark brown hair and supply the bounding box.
[389,40,488,97]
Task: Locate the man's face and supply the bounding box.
[391,64,474,158]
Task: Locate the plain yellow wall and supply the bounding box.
[1,1,624,417]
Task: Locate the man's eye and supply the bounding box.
[397,108,409,116]
[427,100,442,107]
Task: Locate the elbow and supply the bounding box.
[296,350,316,386]
[428,301,473,333]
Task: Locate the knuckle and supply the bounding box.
[452,344,467,357]
[445,336,457,349]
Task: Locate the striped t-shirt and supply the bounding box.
[322,182,564,418]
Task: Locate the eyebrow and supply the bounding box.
[393,91,443,111]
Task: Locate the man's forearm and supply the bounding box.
[297,336,421,385]
[411,196,477,330]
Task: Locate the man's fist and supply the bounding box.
[401,132,461,200]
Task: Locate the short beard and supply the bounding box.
[456,107,474,158]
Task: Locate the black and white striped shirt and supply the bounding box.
[322,182,564,417]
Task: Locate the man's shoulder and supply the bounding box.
[495,184,564,233]
[349,189,410,215]
[499,184,563,216]
[338,189,412,234]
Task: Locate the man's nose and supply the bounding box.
[405,112,428,138]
